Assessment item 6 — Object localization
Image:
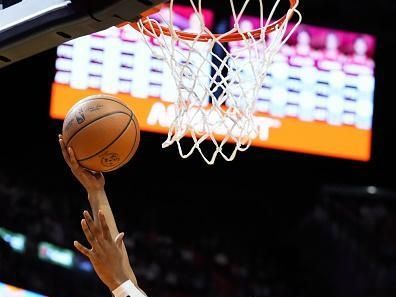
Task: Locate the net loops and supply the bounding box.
[135,0,302,164]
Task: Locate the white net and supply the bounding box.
[135,0,301,164]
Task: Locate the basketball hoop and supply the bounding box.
[129,0,302,164]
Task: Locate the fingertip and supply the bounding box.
[73,241,85,254]
[74,241,82,251]
[115,232,125,244]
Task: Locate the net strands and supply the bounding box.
[135,0,302,164]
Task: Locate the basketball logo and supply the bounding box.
[76,108,86,124]
[62,95,140,172]
[100,152,121,167]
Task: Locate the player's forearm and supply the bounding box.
[88,190,120,237]
[87,189,138,286]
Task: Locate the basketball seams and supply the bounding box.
[109,117,139,169]
[63,96,140,172]
[65,111,131,147]
[102,117,139,172]
[78,114,134,162]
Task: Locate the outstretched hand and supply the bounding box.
[74,210,130,291]
[59,134,105,193]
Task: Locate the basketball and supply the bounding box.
[62,94,140,172]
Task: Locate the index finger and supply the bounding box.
[58,135,72,168]
[81,219,97,248]
[68,146,82,172]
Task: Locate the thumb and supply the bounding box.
[115,232,125,249]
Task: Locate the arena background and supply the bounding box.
[1,0,396,296]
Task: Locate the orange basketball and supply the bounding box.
[62,94,140,172]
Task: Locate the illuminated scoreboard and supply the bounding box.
[227,18,375,160]
[51,5,214,136]
[50,6,375,161]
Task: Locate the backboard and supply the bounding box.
[0,0,166,68]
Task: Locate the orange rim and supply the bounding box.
[129,0,297,42]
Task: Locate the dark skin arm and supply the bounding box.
[59,135,141,291]
[75,210,130,291]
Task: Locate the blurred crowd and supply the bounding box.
[0,174,294,297]
[2,172,396,297]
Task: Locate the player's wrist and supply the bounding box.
[108,275,130,291]
[87,188,106,200]
[111,279,145,297]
